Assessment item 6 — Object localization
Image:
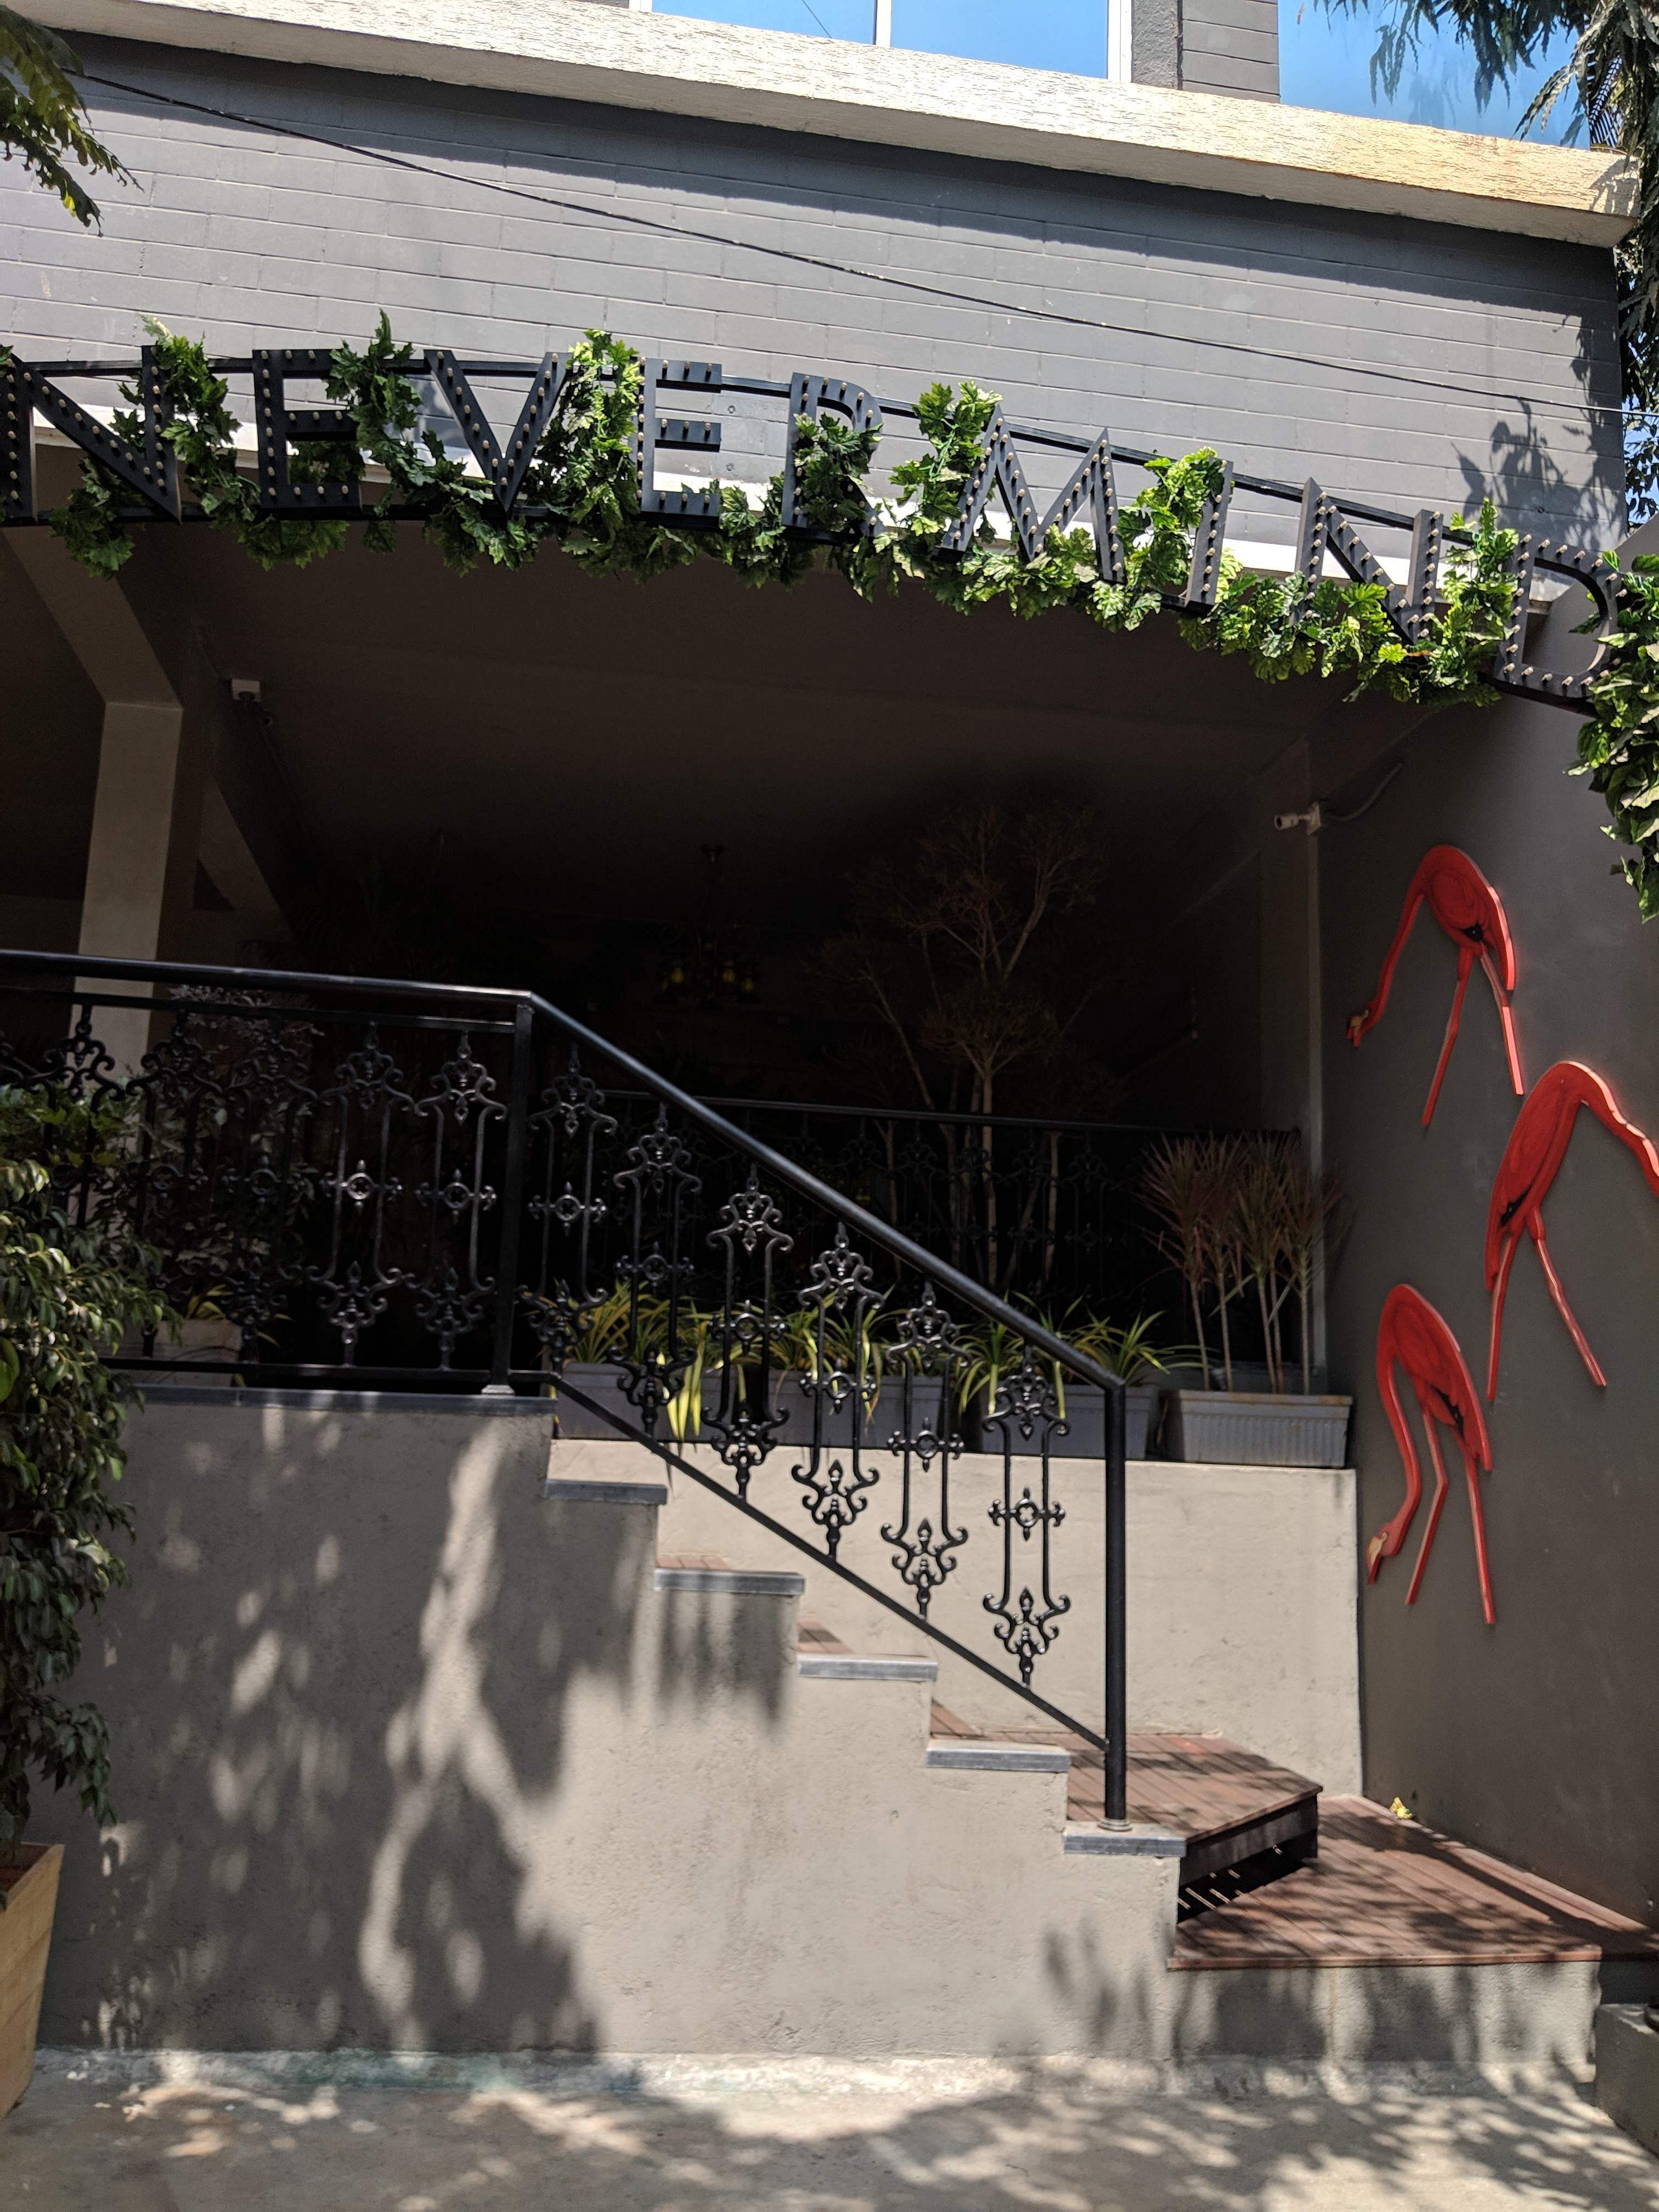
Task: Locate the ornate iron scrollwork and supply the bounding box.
[982,1350,1072,1684]
[309,1028,414,1364]
[703,1171,792,1497]
[880,1286,968,1616]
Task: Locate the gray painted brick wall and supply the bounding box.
[0,36,1624,544]
[1181,0,1280,102]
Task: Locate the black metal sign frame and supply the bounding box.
[0,343,1616,715]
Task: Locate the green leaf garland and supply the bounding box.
[38,317,1659,917]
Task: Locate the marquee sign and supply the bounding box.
[0,343,1616,715]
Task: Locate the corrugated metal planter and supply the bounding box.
[771,1374,946,1448]
[1166,1390,1352,1468]
[552,1361,635,1438]
[968,1383,1159,1459]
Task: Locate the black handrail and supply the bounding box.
[0,947,1131,1822]
[1,950,1127,1395]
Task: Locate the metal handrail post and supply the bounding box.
[488,998,535,1389]
[1104,1378,1128,1826]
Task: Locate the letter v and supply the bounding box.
[426,350,565,514]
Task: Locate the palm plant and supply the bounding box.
[1142,1135,1248,1389]
[1319,0,1658,515]
[1235,1139,1298,1396]
[1141,1137,1215,1387]
[0,9,126,228]
[957,1314,1061,1421]
[775,1300,887,1417]
[1276,1150,1345,1395]
[1070,1310,1195,1388]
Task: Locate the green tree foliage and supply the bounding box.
[0,1090,162,1867]
[1321,0,1659,515]
[0,7,125,228]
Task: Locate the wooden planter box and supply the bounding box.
[2,1843,63,2118]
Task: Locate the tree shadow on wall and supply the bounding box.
[38,1406,789,2057]
[1462,397,1615,549]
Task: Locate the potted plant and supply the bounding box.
[1069,1312,1193,1459]
[769,1300,889,1448]
[1,1086,163,2116]
[539,1283,720,1443]
[121,1288,241,1378]
[958,1309,1181,1459]
[1146,1134,1351,1467]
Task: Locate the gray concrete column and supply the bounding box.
[5,529,201,1066]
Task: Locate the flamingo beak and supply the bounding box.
[1365,1532,1386,1579]
[1347,1012,1366,1046]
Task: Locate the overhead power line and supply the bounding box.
[78,69,1649,427]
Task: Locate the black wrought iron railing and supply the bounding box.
[0,950,1130,1820]
[615,1091,1170,1318]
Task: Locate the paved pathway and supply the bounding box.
[7,2056,1659,2209]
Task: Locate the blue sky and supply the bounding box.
[1279,4,1580,138]
[651,0,1583,142]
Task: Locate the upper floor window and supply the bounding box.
[646,1,1121,82]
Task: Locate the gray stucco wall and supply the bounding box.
[31,1397,1184,2057]
[1319,550,1659,1927]
[0,36,1623,543]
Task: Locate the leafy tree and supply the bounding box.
[1319,0,1658,515]
[0,6,125,227]
[0,1088,162,1872]
[825,804,1109,1122]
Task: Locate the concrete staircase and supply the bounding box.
[541,1457,1659,2066]
[34,1391,1658,2069]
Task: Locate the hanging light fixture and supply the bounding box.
[658,844,761,1006]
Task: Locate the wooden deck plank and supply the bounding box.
[1172,1798,1659,1970]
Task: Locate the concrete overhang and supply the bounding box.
[34,0,1635,247]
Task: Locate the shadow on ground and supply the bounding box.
[8,2058,1659,2210]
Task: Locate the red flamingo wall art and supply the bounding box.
[1348,846,1523,1125]
[1485,1061,1659,1399]
[1368,1285,1496,1626]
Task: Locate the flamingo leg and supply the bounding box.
[1455,1433,1497,1627]
[1370,1353,1423,1579]
[1352,889,1425,1045]
[1486,1229,1520,1401]
[1529,1211,1607,1387]
[1423,950,1475,1125]
[1405,1407,1451,1607]
[1479,950,1525,1097]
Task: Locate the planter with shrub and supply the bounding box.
[1,1086,162,2115]
[1143,1131,1351,1467]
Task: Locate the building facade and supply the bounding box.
[4,0,1656,2055]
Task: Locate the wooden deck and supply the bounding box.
[1171,1796,1659,1970]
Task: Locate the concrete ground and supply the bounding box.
[5,2055,1659,2210]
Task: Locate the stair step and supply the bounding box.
[803,1654,938,1681]
[544,1471,668,1505]
[927,1741,1072,1774]
[653,1566,804,1597]
[929,1703,1319,1892]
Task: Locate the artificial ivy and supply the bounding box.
[37,315,1659,918]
